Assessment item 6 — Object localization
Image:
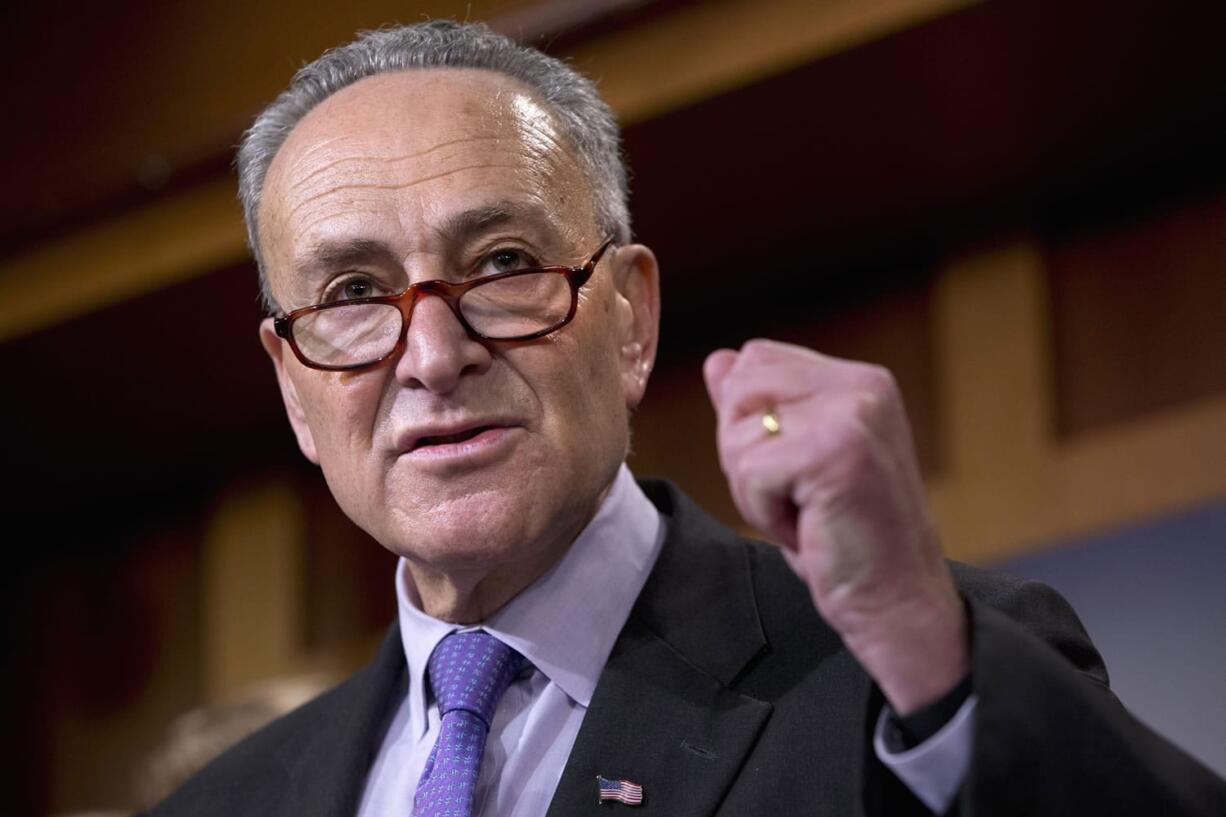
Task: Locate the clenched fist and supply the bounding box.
[703,339,968,714]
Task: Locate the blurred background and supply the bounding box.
[3,0,1225,813]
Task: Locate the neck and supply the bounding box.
[409,559,552,623]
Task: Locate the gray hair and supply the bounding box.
[236,20,631,313]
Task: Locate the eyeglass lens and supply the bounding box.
[291,271,574,368]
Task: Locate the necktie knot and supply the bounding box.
[427,631,525,726]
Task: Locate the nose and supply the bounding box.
[393,292,492,393]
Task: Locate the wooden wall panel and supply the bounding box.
[631,275,938,529]
[1047,194,1226,437]
[301,480,397,652]
[24,521,205,815]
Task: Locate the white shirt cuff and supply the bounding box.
[873,693,978,814]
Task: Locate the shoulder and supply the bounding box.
[146,629,404,817]
[145,677,351,816]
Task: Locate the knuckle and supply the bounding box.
[844,366,899,426]
[854,363,897,396]
[851,390,884,425]
[739,338,772,362]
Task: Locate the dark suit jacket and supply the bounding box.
[149,480,1226,816]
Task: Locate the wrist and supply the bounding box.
[841,591,969,716]
[887,672,974,748]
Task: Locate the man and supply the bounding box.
[149,21,1226,817]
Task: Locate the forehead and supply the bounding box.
[276,67,564,164]
[259,68,594,288]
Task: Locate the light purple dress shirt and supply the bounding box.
[355,464,975,816]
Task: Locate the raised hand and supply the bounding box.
[703,339,967,714]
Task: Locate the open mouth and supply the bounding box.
[412,426,496,451]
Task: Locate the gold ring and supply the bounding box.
[762,409,781,436]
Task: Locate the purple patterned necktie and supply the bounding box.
[412,631,526,817]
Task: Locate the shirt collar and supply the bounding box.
[395,463,665,740]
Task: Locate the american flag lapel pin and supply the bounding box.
[597,775,644,806]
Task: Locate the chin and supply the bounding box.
[378,486,560,570]
[358,444,619,575]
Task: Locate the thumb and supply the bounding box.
[702,348,738,407]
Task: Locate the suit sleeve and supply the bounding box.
[954,574,1226,816]
[861,568,1226,816]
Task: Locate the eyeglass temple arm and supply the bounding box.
[576,238,615,286]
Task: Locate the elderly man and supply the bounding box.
[149,21,1224,817]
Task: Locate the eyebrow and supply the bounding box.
[438,202,519,239]
[295,200,557,278]
[435,200,556,244]
[299,237,397,274]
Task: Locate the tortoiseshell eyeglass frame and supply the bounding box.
[273,238,614,372]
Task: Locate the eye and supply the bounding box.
[322,274,384,303]
[484,248,536,275]
[342,279,373,299]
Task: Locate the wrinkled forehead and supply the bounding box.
[258,69,596,269]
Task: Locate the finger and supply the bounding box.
[713,392,800,479]
[720,392,889,533]
[703,348,738,406]
[715,401,788,469]
[715,357,870,425]
[709,340,825,416]
[726,437,842,550]
[727,465,799,551]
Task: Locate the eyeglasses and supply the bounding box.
[273,239,614,371]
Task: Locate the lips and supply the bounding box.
[412,425,495,451]
[398,419,517,454]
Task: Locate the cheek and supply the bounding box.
[571,339,630,442]
[517,331,621,449]
[574,302,629,414]
[299,374,386,456]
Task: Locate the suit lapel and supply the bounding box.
[272,626,406,817]
[546,481,773,817]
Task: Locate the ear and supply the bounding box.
[608,243,661,410]
[259,318,320,464]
